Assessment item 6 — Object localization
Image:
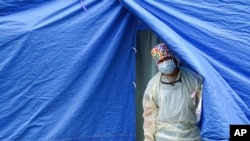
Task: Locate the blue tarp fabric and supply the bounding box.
[0,0,249,141]
[0,1,136,141]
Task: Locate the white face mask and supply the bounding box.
[157,59,176,74]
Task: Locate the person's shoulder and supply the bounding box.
[149,72,161,83]
[180,67,204,82]
[180,66,193,72]
[180,67,195,75]
[144,72,161,95]
[147,72,161,85]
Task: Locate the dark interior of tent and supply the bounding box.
[136,29,159,141]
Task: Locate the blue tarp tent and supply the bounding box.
[0,0,249,140]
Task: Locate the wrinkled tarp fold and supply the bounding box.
[0,0,136,140]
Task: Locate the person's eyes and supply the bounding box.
[157,60,164,64]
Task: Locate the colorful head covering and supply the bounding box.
[151,43,174,63]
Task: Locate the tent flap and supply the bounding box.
[120,0,250,140]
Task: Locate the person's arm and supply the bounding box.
[142,94,156,141]
[142,73,161,141]
[195,77,204,122]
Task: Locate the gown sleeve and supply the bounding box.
[195,74,204,122]
[142,73,161,141]
[196,84,203,122]
[142,94,156,141]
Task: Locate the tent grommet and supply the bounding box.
[132,47,137,53]
[132,82,136,88]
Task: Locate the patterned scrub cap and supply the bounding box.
[151,43,175,63]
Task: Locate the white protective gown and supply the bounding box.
[143,67,203,141]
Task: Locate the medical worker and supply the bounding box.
[143,43,204,141]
